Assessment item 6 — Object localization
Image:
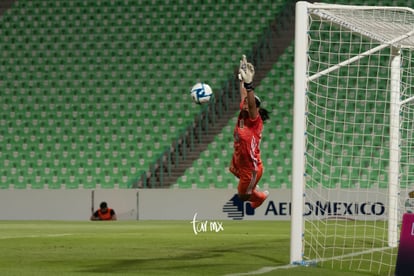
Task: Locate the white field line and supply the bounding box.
[0,233,72,239]
[224,264,296,276]
[223,246,391,276]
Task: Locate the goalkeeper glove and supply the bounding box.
[239,54,255,91]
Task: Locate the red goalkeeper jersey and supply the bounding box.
[231,111,263,174]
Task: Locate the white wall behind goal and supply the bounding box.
[0,188,405,221]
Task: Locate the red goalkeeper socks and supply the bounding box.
[249,190,269,209]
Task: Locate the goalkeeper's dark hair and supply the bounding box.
[255,95,270,122]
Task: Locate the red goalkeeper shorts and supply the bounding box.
[236,165,263,196]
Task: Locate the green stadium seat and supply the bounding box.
[0,168,10,189]
[176,174,194,189]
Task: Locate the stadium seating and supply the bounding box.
[0,0,287,189]
[0,0,404,190]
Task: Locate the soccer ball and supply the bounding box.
[190,83,213,105]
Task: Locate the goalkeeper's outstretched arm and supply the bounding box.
[239,55,258,120]
[238,74,247,102]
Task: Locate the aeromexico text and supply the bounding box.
[264,200,385,217]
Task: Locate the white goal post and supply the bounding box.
[292,1,414,274]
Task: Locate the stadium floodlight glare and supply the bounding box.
[292,1,414,275]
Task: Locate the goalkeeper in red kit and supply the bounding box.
[229,55,270,209]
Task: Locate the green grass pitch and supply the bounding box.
[0,220,389,276]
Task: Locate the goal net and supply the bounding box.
[291,2,414,275]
